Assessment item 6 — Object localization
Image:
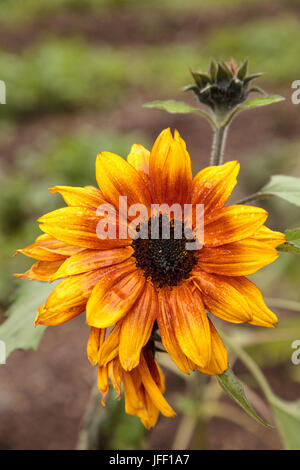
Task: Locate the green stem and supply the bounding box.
[210,125,228,166]
[220,330,273,401]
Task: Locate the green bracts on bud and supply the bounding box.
[185,58,264,112]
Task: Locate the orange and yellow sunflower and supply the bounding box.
[16,128,285,428]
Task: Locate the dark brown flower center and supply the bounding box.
[131,214,198,288]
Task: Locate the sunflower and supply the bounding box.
[15,128,285,427]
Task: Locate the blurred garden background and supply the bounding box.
[0,0,300,450]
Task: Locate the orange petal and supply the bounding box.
[97,365,109,406]
[86,261,145,328]
[34,267,111,326]
[157,288,190,374]
[196,320,228,375]
[204,205,268,247]
[192,161,239,216]
[119,283,157,371]
[96,151,151,211]
[15,259,63,281]
[198,239,279,276]
[51,246,133,280]
[49,185,105,209]
[250,225,286,248]
[98,324,121,366]
[139,351,175,417]
[170,283,211,368]
[39,206,130,249]
[149,128,192,206]
[87,327,106,365]
[127,144,150,185]
[122,368,149,422]
[15,234,82,261]
[193,271,252,323]
[227,276,278,327]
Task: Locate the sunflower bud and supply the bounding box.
[185,58,264,115]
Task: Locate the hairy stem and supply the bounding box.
[210,125,228,166]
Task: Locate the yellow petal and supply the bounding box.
[39,206,130,249]
[96,151,151,211]
[170,283,211,368]
[196,320,228,375]
[15,234,82,261]
[192,161,239,216]
[139,351,175,418]
[86,261,145,328]
[87,327,106,365]
[119,283,157,371]
[35,268,111,326]
[157,288,190,374]
[227,276,278,327]
[149,128,192,206]
[98,324,121,366]
[193,271,252,323]
[49,185,105,209]
[51,246,133,280]
[127,144,150,185]
[250,225,286,248]
[15,260,63,281]
[204,205,268,247]
[198,239,279,276]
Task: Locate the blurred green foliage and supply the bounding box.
[0,17,300,117]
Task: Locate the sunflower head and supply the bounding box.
[185,58,263,113]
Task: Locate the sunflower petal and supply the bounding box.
[96,151,151,211]
[250,225,286,248]
[127,144,150,184]
[49,185,105,209]
[193,271,252,323]
[51,246,133,280]
[15,260,63,281]
[34,267,112,326]
[87,327,106,365]
[157,288,190,374]
[15,234,83,261]
[149,128,192,206]
[170,283,211,368]
[227,276,278,327]
[139,351,175,417]
[204,205,268,247]
[119,283,157,371]
[39,206,130,249]
[98,324,121,366]
[86,261,145,328]
[198,239,279,276]
[192,161,239,216]
[196,320,228,375]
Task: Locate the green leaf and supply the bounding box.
[271,398,300,450]
[217,368,271,428]
[260,175,300,206]
[0,281,56,359]
[240,95,285,110]
[144,99,202,114]
[278,228,300,254]
[143,100,216,126]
